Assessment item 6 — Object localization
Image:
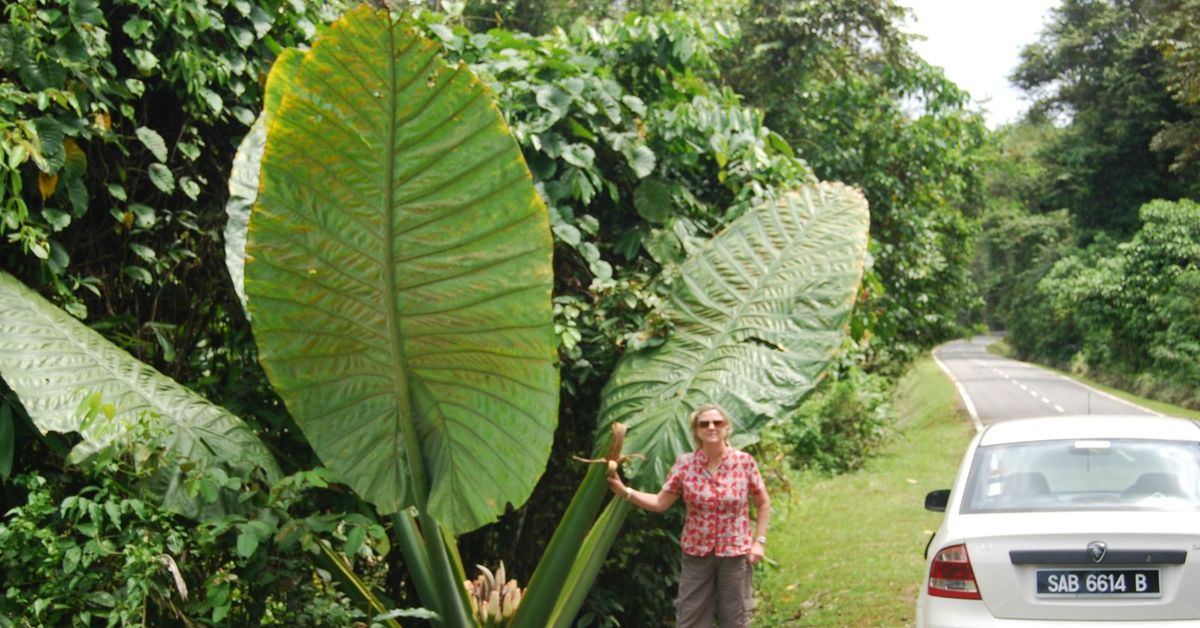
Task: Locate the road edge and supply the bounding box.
[932,347,984,433]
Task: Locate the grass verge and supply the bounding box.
[755,356,975,627]
[986,339,1200,420]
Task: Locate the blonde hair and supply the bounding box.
[689,403,733,448]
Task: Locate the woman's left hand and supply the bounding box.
[748,541,765,565]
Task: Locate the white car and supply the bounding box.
[916,415,1200,627]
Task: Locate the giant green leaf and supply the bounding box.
[0,271,280,512]
[245,6,558,534]
[597,183,870,487]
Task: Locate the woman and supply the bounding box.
[607,403,770,627]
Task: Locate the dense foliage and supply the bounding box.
[1011,0,1194,234]
[0,0,339,327]
[1,1,993,626]
[0,463,389,625]
[980,0,1200,409]
[1006,199,1200,405]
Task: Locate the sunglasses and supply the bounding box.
[696,420,725,429]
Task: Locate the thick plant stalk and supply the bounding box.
[441,522,470,592]
[506,464,609,628]
[393,511,444,622]
[546,499,632,628]
[418,506,475,627]
[391,506,475,628]
[508,424,629,628]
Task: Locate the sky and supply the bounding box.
[900,0,1059,128]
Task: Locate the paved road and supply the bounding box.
[932,335,1156,428]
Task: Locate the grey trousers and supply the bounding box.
[675,552,753,627]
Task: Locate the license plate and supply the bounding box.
[1036,569,1160,596]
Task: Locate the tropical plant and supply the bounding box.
[237,5,560,624]
[3,5,871,626]
[508,183,870,627]
[219,22,872,617]
[596,183,869,485]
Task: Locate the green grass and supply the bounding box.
[755,357,976,627]
[986,339,1200,420]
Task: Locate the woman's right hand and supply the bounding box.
[606,473,626,497]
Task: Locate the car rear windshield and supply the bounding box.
[961,439,1200,513]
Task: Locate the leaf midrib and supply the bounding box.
[381,19,415,506]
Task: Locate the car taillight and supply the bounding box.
[928,543,981,599]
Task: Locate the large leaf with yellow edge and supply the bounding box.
[597,183,870,488]
[245,6,557,534]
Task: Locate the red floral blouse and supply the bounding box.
[662,448,765,557]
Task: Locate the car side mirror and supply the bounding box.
[925,489,951,512]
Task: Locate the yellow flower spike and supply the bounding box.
[488,589,501,623]
[502,587,518,619]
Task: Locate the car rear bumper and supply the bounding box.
[918,596,1200,627]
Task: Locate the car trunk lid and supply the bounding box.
[959,512,1200,621]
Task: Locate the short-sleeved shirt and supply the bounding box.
[662,448,765,557]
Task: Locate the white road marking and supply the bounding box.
[1023,363,1164,416]
[1054,404,1065,413]
[932,349,983,433]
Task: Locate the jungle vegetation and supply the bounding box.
[977,0,1200,408]
[4,0,1198,625]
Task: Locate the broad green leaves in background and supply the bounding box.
[597,183,869,486]
[224,116,266,312]
[224,48,305,311]
[0,271,280,512]
[246,7,558,534]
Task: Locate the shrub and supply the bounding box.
[781,365,891,475]
[0,468,380,626]
[1006,198,1200,406]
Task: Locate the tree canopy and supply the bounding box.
[1011,0,1197,233]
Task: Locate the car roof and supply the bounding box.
[978,415,1200,447]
